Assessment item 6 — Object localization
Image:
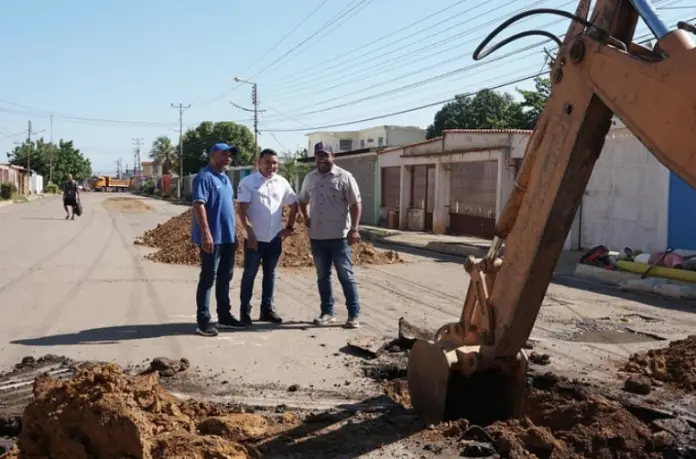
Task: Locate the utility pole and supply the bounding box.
[49,114,54,184]
[232,77,265,170]
[170,103,190,199]
[132,137,144,176]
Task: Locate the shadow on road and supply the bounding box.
[553,274,696,315]
[259,398,428,459]
[10,321,344,346]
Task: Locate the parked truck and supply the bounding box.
[93,176,130,192]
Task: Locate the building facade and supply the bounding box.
[306,125,426,155]
[375,124,696,253]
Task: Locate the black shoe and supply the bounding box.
[240,312,253,327]
[259,309,283,324]
[196,322,219,337]
[218,316,247,330]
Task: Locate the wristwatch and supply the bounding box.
[349,227,359,233]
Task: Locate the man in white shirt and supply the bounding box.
[236,149,299,326]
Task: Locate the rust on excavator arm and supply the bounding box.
[408,0,696,425]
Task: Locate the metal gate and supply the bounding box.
[449,161,497,238]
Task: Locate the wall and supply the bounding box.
[307,132,359,154]
[385,126,426,147]
[30,174,44,194]
[668,172,696,250]
[334,152,378,225]
[581,128,669,252]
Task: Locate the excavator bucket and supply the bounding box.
[407,340,529,426]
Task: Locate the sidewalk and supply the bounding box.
[359,226,583,276]
[0,193,46,209]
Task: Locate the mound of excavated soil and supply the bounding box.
[0,363,281,459]
[135,207,402,268]
[623,335,696,393]
[383,371,686,459]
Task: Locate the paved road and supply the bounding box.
[1,193,695,408]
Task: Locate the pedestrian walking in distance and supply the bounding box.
[192,143,246,337]
[236,148,299,326]
[298,141,363,329]
[62,173,80,220]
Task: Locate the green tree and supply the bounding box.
[278,149,312,185]
[149,135,177,175]
[180,121,255,174]
[516,77,551,129]
[6,138,91,183]
[426,89,527,138]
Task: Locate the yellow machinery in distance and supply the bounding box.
[93,176,131,192]
[406,0,696,425]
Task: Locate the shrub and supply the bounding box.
[45,183,59,194]
[0,182,16,200]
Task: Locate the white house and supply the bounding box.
[306,125,426,155]
[376,121,691,253]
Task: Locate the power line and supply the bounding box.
[262,0,471,90]
[266,1,572,102]
[264,73,546,132]
[190,0,332,107]
[264,0,554,95]
[259,23,676,133]
[249,0,374,80]
[264,38,558,121]
[193,0,373,108]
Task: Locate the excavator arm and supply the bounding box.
[407,0,696,425]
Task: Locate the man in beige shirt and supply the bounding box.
[297,141,362,329]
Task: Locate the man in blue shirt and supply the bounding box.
[192,142,246,336]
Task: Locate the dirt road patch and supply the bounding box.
[623,335,696,393]
[135,208,402,268]
[102,196,154,213]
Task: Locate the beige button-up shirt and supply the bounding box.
[297,165,361,240]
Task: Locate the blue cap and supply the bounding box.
[209,143,239,155]
[314,141,333,155]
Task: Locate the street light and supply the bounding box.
[233,76,260,168]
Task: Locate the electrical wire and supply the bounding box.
[262,0,471,88]
[258,22,679,133]
[265,0,573,102]
[263,0,556,95]
[247,0,375,80]
[193,0,374,108]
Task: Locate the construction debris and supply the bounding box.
[382,368,694,458]
[135,208,402,268]
[623,335,696,393]
[102,196,154,213]
[0,363,285,459]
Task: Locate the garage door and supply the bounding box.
[449,161,497,238]
[380,166,400,227]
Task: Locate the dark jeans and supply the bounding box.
[310,238,360,317]
[240,236,282,314]
[196,242,237,326]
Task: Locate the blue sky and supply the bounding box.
[0,0,692,176]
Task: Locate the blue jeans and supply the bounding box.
[310,238,360,317]
[196,242,237,326]
[240,236,282,314]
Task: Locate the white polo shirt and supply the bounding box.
[236,172,298,243]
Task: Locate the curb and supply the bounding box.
[359,229,487,259]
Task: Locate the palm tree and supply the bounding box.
[149,136,176,175]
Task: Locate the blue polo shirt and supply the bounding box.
[191,166,236,246]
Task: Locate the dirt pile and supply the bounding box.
[379,369,690,458]
[623,335,696,392]
[0,363,284,459]
[135,207,402,268]
[102,196,154,213]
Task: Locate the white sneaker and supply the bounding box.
[313,314,336,325]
